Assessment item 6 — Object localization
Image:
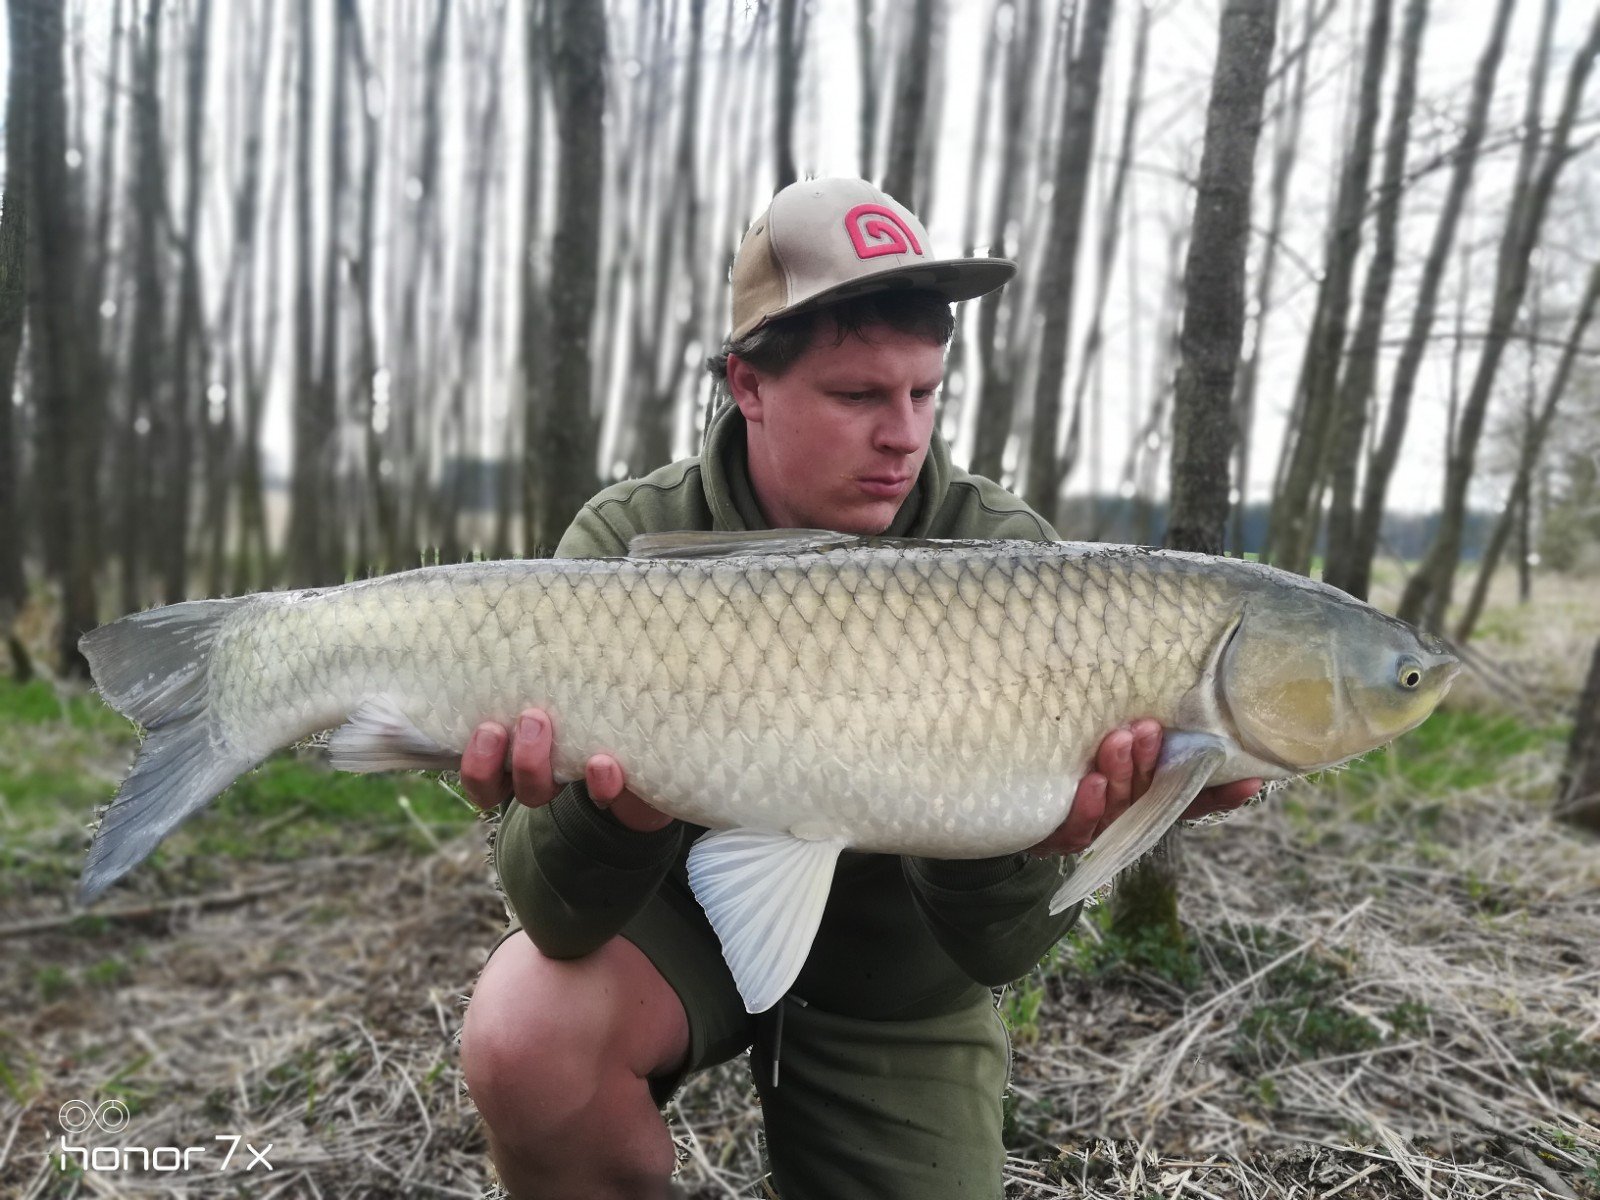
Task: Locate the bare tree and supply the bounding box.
[1399,7,1600,630]
[119,0,170,614]
[21,0,101,673]
[881,0,936,206]
[1231,0,1316,555]
[1344,0,1516,601]
[0,0,33,660]
[1023,0,1113,522]
[1114,0,1277,941]
[163,0,211,602]
[775,0,803,189]
[1265,0,1391,575]
[1455,260,1600,642]
[530,0,607,554]
[970,0,1042,484]
[1062,1,1149,489]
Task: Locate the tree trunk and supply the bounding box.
[286,1,326,585]
[1346,0,1515,602]
[1321,0,1427,596]
[970,0,1041,485]
[1114,0,1277,943]
[1231,0,1315,556]
[855,0,877,179]
[1023,0,1113,522]
[163,0,210,603]
[531,0,607,554]
[0,0,34,631]
[1062,2,1148,492]
[881,0,935,206]
[1398,6,1599,630]
[1558,640,1600,835]
[22,0,101,674]
[774,0,802,190]
[1264,0,1390,575]
[1454,260,1600,643]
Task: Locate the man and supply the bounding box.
[458,178,1259,1199]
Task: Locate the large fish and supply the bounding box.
[77,530,1458,1011]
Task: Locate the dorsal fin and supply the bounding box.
[627,529,864,560]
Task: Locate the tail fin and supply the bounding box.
[78,598,262,904]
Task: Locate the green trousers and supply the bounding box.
[621,878,1014,1199]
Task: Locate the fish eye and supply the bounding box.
[1397,656,1423,689]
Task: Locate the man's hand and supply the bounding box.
[1028,718,1262,857]
[458,708,673,833]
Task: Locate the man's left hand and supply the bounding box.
[1028,718,1262,857]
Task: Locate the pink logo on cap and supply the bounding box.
[845,204,923,260]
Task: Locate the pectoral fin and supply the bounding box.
[328,696,460,772]
[1049,731,1228,914]
[686,828,847,1014]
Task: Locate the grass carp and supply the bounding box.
[77,529,1459,1012]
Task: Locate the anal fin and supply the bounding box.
[1050,731,1228,914]
[686,828,847,1014]
[328,696,460,773]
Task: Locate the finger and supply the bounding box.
[1033,773,1106,856]
[1182,777,1263,820]
[459,723,512,810]
[585,754,626,805]
[1129,719,1161,799]
[510,709,558,809]
[1097,728,1135,823]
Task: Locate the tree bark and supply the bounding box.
[1399,6,1600,630]
[1023,0,1113,522]
[1345,0,1515,602]
[531,0,607,555]
[1115,0,1277,942]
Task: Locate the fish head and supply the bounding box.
[1219,585,1460,772]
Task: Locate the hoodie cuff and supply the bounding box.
[546,782,681,869]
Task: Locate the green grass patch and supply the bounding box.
[1327,708,1558,805]
[0,676,479,897]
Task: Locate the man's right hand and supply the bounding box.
[459,707,673,833]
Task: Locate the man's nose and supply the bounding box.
[874,394,922,454]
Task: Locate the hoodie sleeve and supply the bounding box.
[901,854,1084,986]
[490,501,686,960]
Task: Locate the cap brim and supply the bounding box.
[751,257,1017,334]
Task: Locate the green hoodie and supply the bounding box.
[494,402,1083,1021]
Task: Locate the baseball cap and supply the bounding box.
[727,177,1017,342]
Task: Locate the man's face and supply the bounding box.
[729,321,944,536]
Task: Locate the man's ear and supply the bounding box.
[725,354,764,423]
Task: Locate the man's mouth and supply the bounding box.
[857,475,913,499]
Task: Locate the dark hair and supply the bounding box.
[706,289,955,383]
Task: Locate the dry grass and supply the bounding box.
[0,570,1596,1197]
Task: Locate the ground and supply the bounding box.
[0,571,1596,1198]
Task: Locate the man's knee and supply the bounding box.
[462,933,689,1146]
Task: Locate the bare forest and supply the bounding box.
[2,0,1600,1196]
